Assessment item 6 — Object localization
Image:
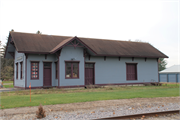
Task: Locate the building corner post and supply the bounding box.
[83,49,86,86]
[157,58,160,83]
[25,53,28,89]
[57,49,61,88]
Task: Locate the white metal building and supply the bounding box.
[159,65,180,83]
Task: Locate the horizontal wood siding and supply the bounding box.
[85,57,158,84]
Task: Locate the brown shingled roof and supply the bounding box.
[8,32,168,58]
[50,37,74,53]
[11,32,72,53]
[79,37,168,58]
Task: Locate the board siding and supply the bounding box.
[59,46,84,86]
[26,54,56,87]
[159,73,180,83]
[168,74,176,82]
[85,57,158,84]
[159,74,167,82]
[14,49,25,88]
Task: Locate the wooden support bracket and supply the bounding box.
[104,56,106,61]
[132,57,134,61]
[119,57,121,61]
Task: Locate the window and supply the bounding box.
[31,62,39,79]
[16,63,18,79]
[20,62,23,79]
[55,62,58,79]
[126,63,137,80]
[65,62,79,79]
[85,63,94,68]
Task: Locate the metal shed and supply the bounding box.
[159,65,180,83]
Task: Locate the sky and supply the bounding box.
[0,0,179,67]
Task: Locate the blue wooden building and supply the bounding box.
[4,32,168,89]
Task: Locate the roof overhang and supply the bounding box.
[6,32,169,58]
[93,54,168,58]
[159,72,180,74]
[4,33,16,59]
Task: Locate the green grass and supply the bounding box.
[0,84,179,109]
[2,81,13,84]
[3,84,14,88]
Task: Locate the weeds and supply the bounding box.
[86,85,101,89]
[36,104,46,119]
[105,87,113,90]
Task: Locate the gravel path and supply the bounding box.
[3,83,13,85]
[0,88,20,92]
[0,97,179,120]
[145,113,180,120]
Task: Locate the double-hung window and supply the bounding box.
[31,62,39,79]
[65,61,79,79]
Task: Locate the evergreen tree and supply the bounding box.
[158,58,167,71]
[0,37,14,80]
[36,30,42,34]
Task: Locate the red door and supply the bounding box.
[43,62,52,86]
[85,63,94,85]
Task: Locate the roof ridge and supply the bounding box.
[11,32,149,44]
[50,37,74,53]
[79,36,149,44]
[11,31,74,38]
[50,36,97,54]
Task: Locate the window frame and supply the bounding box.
[31,61,39,80]
[126,63,138,80]
[16,63,18,79]
[55,62,58,79]
[65,61,79,79]
[20,62,23,79]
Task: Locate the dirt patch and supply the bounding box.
[0,97,179,117]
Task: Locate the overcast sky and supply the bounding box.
[0,0,179,67]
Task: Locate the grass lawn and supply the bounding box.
[0,83,179,109]
[2,81,13,84]
[3,84,14,88]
